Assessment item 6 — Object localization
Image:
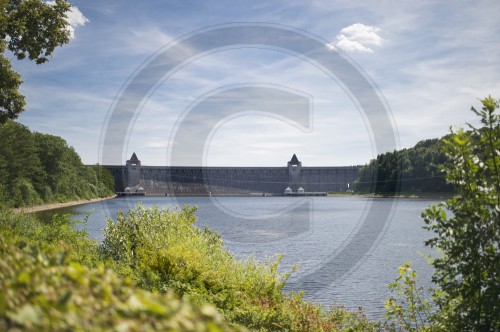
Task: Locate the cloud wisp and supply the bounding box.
[46,1,89,38]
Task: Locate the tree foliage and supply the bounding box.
[355,138,453,194]
[0,0,71,123]
[0,120,115,207]
[422,97,500,331]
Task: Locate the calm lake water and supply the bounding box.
[36,196,440,319]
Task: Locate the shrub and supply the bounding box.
[11,178,42,207]
[0,240,242,331]
[100,205,289,327]
[99,205,381,331]
[422,97,499,331]
[385,262,435,331]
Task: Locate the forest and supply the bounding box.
[354,136,454,194]
[0,120,115,208]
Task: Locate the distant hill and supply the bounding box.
[0,121,114,208]
[354,136,454,194]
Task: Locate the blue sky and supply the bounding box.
[13,0,500,166]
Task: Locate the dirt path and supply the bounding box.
[12,195,117,213]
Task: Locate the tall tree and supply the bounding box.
[422,97,499,331]
[0,0,71,123]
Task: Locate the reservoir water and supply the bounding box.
[36,196,439,319]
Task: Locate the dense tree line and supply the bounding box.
[354,137,453,194]
[0,120,114,207]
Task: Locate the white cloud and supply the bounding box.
[66,5,89,38]
[331,23,383,54]
[46,2,89,38]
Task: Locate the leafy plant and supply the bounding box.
[385,262,435,331]
[100,205,289,327]
[0,239,242,331]
[100,204,381,331]
[422,97,499,331]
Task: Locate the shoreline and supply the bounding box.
[12,195,117,213]
[9,192,450,214]
[130,193,452,199]
[327,192,453,199]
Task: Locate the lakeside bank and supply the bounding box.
[327,192,453,199]
[12,195,117,213]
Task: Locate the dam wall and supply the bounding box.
[103,153,360,195]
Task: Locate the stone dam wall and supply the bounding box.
[103,154,361,196]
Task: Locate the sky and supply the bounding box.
[13,0,500,166]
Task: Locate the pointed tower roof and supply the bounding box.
[129,153,140,163]
[290,154,299,164]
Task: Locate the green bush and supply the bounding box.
[383,97,499,331]
[100,205,289,327]
[100,205,381,331]
[422,97,500,331]
[385,262,435,331]
[0,240,242,331]
[0,210,101,267]
[11,178,42,207]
